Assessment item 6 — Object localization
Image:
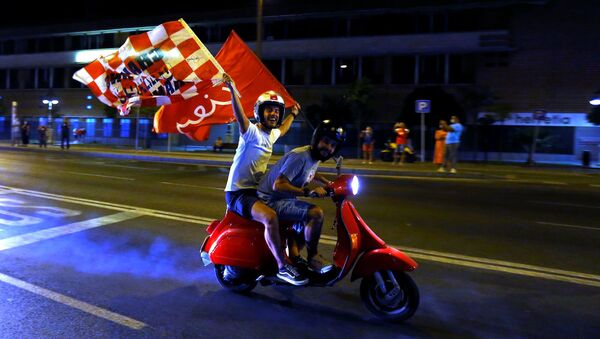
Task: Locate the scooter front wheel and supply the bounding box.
[214,264,258,294]
[360,270,419,322]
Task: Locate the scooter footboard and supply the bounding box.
[350,247,418,282]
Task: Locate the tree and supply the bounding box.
[587,105,600,125]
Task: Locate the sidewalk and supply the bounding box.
[2,142,599,186]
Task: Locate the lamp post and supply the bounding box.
[42,98,59,145]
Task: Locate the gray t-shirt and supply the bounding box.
[258,145,320,200]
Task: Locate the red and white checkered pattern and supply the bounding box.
[73,19,224,116]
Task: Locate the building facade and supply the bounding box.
[0,0,598,162]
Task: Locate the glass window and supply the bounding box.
[100,33,114,48]
[335,58,358,85]
[418,55,445,84]
[86,118,96,137]
[449,55,476,84]
[37,68,51,88]
[284,59,308,85]
[263,59,282,82]
[69,68,83,88]
[0,69,7,89]
[8,69,18,89]
[2,40,15,54]
[19,69,35,89]
[362,57,386,84]
[310,58,332,85]
[264,21,285,40]
[391,56,415,84]
[103,118,113,137]
[120,119,131,138]
[52,68,65,88]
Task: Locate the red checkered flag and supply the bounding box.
[73,19,224,116]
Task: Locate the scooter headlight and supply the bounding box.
[351,176,359,195]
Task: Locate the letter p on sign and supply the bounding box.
[415,100,431,113]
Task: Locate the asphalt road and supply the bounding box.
[0,150,598,338]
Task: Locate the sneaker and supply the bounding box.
[361,161,366,164]
[450,168,457,174]
[308,253,334,274]
[437,167,446,173]
[277,264,309,286]
[291,255,310,269]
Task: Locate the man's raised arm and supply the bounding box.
[223,74,249,134]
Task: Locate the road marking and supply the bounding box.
[0,272,147,330]
[92,162,161,171]
[590,184,600,188]
[541,181,568,186]
[356,174,486,182]
[320,235,600,288]
[160,182,223,190]
[0,211,141,251]
[59,171,135,181]
[536,221,598,232]
[0,185,214,225]
[3,185,597,287]
[529,200,600,209]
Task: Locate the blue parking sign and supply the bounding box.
[415,100,431,113]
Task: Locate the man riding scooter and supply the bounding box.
[258,120,346,274]
[222,74,307,286]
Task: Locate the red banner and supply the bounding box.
[153,30,296,141]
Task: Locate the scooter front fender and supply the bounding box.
[350,247,418,282]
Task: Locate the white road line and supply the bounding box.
[541,181,568,186]
[0,211,141,251]
[93,163,161,171]
[160,182,223,190]
[0,272,147,330]
[590,184,600,188]
[0,185,214,225]
[320,235,600,287]
[536,221,598,232]
[357,174,486,182]
[59,171,135,181]
[4,185,597,287]
[529,200,600,209]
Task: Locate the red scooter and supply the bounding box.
[200,167,420,322]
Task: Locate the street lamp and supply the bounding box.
[590,97,600,106]
[42,98,59,144]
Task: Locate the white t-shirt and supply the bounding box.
[225,123,281,191]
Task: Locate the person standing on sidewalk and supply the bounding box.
[61,119,70,150]
[222,74,307,286]
[440,116,464,174]
[433,120,447,169]
[360,126,375,164]
[38,125,48,148]
[20,121,30,146]
[393,122,409,165]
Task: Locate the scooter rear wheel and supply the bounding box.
[360,271,419,322]
[214,264,258,294]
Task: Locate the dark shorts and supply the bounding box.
[225,189,260,219]
[395,144,406,154]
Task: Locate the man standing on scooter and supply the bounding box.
[222,74,308,286]
[258,120,346,274]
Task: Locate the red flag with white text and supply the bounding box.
[153,30,296,141]
[73,19,224,116]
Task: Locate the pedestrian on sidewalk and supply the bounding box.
[433,120,447,169]
[359,126,375,164]
[38,125,48,148]
[20,121,30,146]
[213,136,223,152]
[440,116,463,174]
[393,122,409,165]
[61,119,70,150]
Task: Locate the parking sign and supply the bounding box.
[415,100,431,113]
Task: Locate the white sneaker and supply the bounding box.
[437,167,445,173]
[450,168,457,174]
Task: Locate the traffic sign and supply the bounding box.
[415,100,431,113]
